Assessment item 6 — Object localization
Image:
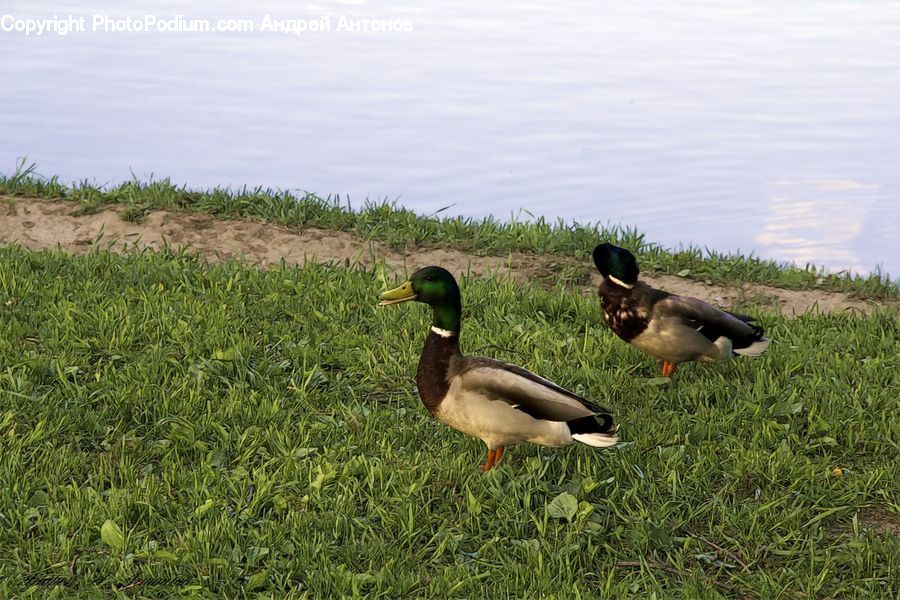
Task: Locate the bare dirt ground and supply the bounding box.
[1,197,889,315]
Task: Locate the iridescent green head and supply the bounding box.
[592,243,639,288]
[378,266,462,331]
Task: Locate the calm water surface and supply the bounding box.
[1,1,898,277]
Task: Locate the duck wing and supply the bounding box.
[457,357,614,427]
[654,295,761,342]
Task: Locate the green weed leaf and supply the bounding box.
[547,492,578,522]
[100,519,125,551]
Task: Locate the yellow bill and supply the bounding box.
[378,281,417,306]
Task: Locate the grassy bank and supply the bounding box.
[0,244,897,597]
[1,164,896,300]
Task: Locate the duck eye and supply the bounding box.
[426,275,434,281]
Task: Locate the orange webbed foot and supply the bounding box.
[661,361,677,377]
[479,447,505,471]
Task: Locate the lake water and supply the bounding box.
[2,1,898,278]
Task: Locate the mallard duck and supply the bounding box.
[592,243,769,377]
[379,266,618,471]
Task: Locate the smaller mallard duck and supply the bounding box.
[592,243,769,377]
[379,266,618,471]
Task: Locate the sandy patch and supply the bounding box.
[858,506,900,537]
[0,197,889,316]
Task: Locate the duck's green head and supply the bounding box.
[379,266,462,331]
[592,243,639,289]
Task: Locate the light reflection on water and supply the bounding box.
[759,181,881,276]
[0,1,897,277]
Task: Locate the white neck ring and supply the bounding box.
[608,275,634,289]
[431,326,457,338]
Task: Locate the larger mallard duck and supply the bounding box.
[379,266,618,471]
[592,243,770,377]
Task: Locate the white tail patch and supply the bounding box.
[713,336,734,361]
[572,432,619,448]
[734,338,770,357]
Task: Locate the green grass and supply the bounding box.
[1,161,896,300]
[0,245,897,598]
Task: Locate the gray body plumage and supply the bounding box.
[599,279,769,366]
[438,357,615,450]
[420,331,618,451]
[633,295,769,363]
